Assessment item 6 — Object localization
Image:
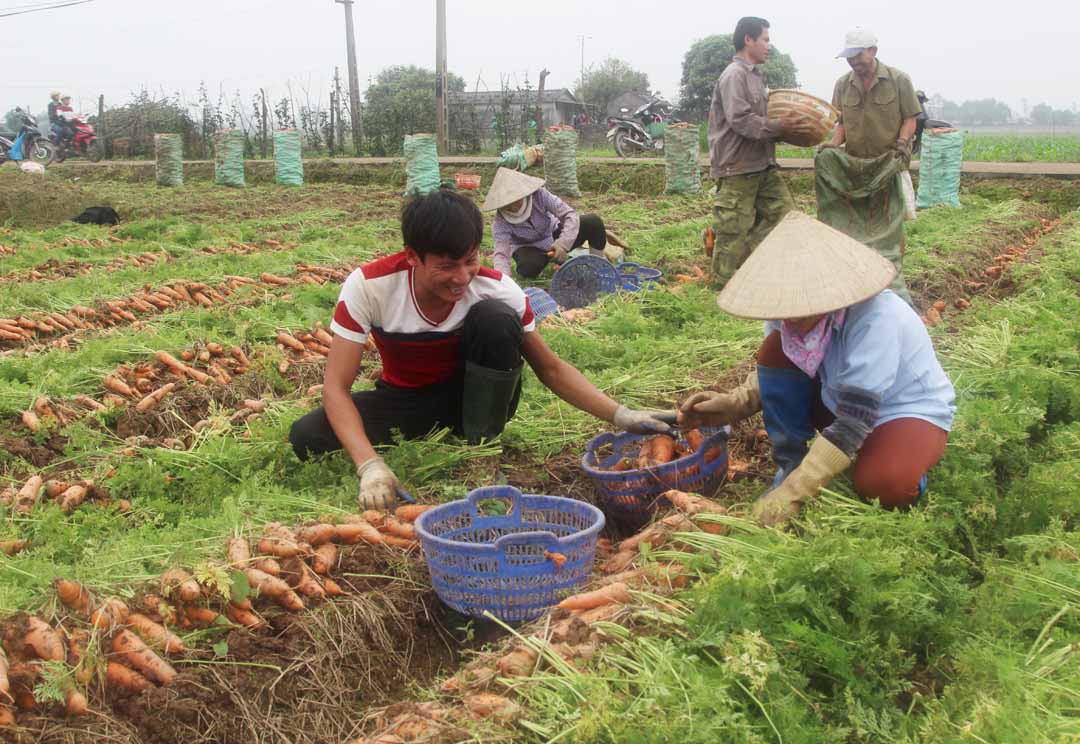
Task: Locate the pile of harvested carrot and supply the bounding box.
[601,429,723,472]
[275,323,336,374]
[1,474,124,518]
[199,238,295,256]
[0,251,168,286]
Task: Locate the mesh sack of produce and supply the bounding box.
[403,133,441,196]
[273,129,304,186]
[664,124,702,194]
[767,89,840,147]
[497,143,528,171]
[543,126,581,198]
[916,130,963,209]
[154,134,183,187]
[213,129,246,187]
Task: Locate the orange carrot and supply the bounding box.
[245,568,305,611]
[558,582,632,612]
[55,579,93,616]
[0,648,9,703]
[280,558,326,601]
[20,410,41,433]
[310,543,338,575]
[58,484,89,514]
[251,557,282,576]
[103,374,135,397]
[24,617,65,661]
[637,435,678,469]
[464,692,522,721]
[225,603,266,630]
[65,688,89,717]
[361,510,387,528]
[0,705,12,727]
[276,331,306,353]
[206,342,224,356]
[0,540,27,557]
[135,382,176,412]
[544,550,568,569]
[394,504,435,523]
[260,272,290,286]
[322,578,344,596]
[73,395,107,412]
[684,428,706,452]
[105,661,154,695]
[256,530,307,559]
[225,537,251,568]
[313,328,334,346]
[296,523,336,547]
[242,399,266,413]
[610,458,634,472]
[333,521,384,545]
[127,613,186,656]
[90,598,130,630]
[160,568,201,603]
[181,606,220,628]
[14,476,44,515]
[111,629,176,685]
[140,596,176,626]
[381,518,416,540]
[495,646,538,677]
[382,535,419,549]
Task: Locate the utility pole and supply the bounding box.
[336,0,364,154]
[334,66,344,155]
[576,35,591,88]
[435,0,449,154]
[535,69,550,143]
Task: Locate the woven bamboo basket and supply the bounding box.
[767,90,840,147]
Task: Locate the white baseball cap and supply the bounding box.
[837,28,878,58]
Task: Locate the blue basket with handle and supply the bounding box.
[581,427,729,523]
[523,286,559,321]
[617,262,662,292]
[415,486,605,623]
[550,255,621,309]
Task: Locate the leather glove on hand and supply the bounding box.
[356,457,400,511]
[613,405,677,434]
[677,371,761,429]
[752,437,851,527]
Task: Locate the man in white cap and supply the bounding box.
[679,211,955,526]
[483,167,615,278]
[290,188,675,510]
[816,29,922,305]
[825,28,921,161]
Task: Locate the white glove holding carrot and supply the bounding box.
[547,242,569,263]
[613,405,677,434]
[356,457,399,511]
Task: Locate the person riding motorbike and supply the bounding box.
[52,94,76,149]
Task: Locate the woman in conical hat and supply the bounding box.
[679,211,956,526]
[482,167,616,278]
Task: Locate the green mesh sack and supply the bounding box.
[497,143,528,171]
[664,126,701,194]
[214,129,246,187]
[916,130,963,209]
[403,133,441,196]
[273,129,304,186]
[543,127,581,198]
[154,134,183,187]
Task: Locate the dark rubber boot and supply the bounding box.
[757,365,816,488]
[461,361,523,445]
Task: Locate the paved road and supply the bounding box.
[57,157,1080,177]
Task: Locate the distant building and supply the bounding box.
[449,88,585,129]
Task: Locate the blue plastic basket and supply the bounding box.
[581,427,729,523]
[415,486,605,623]
[523,286,559,321]
[617,262,662,292]
[550,255,621,309]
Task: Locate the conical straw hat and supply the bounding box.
[717,211,896,319]
[482,167,546,211]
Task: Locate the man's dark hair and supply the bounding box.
[734,17,770,51]
[401,188,484,261]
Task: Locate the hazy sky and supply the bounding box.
[2,0,1075,118]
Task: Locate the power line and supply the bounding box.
[0,0,93,18]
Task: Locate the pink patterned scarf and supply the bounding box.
[780,310,846,378]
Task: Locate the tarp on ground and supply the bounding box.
[814,148,912,304]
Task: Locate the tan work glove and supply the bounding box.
[356,457,399,511]
[677,371,761,429]
[547,242,569,263]
[613,405,678,434]
[752,436,851,527]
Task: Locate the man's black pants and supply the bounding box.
[289,299,523,460]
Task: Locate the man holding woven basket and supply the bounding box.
[706,16,810,288]
[817,29,922,304]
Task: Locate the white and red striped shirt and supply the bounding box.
[330,252,536,388]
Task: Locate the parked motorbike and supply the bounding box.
[51,111,102,162]
[606,98,679,157]
[0,108,56,166]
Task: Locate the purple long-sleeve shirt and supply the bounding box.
[492,188,579,275]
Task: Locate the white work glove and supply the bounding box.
[613,405,678,435]
[356,457,399,511]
